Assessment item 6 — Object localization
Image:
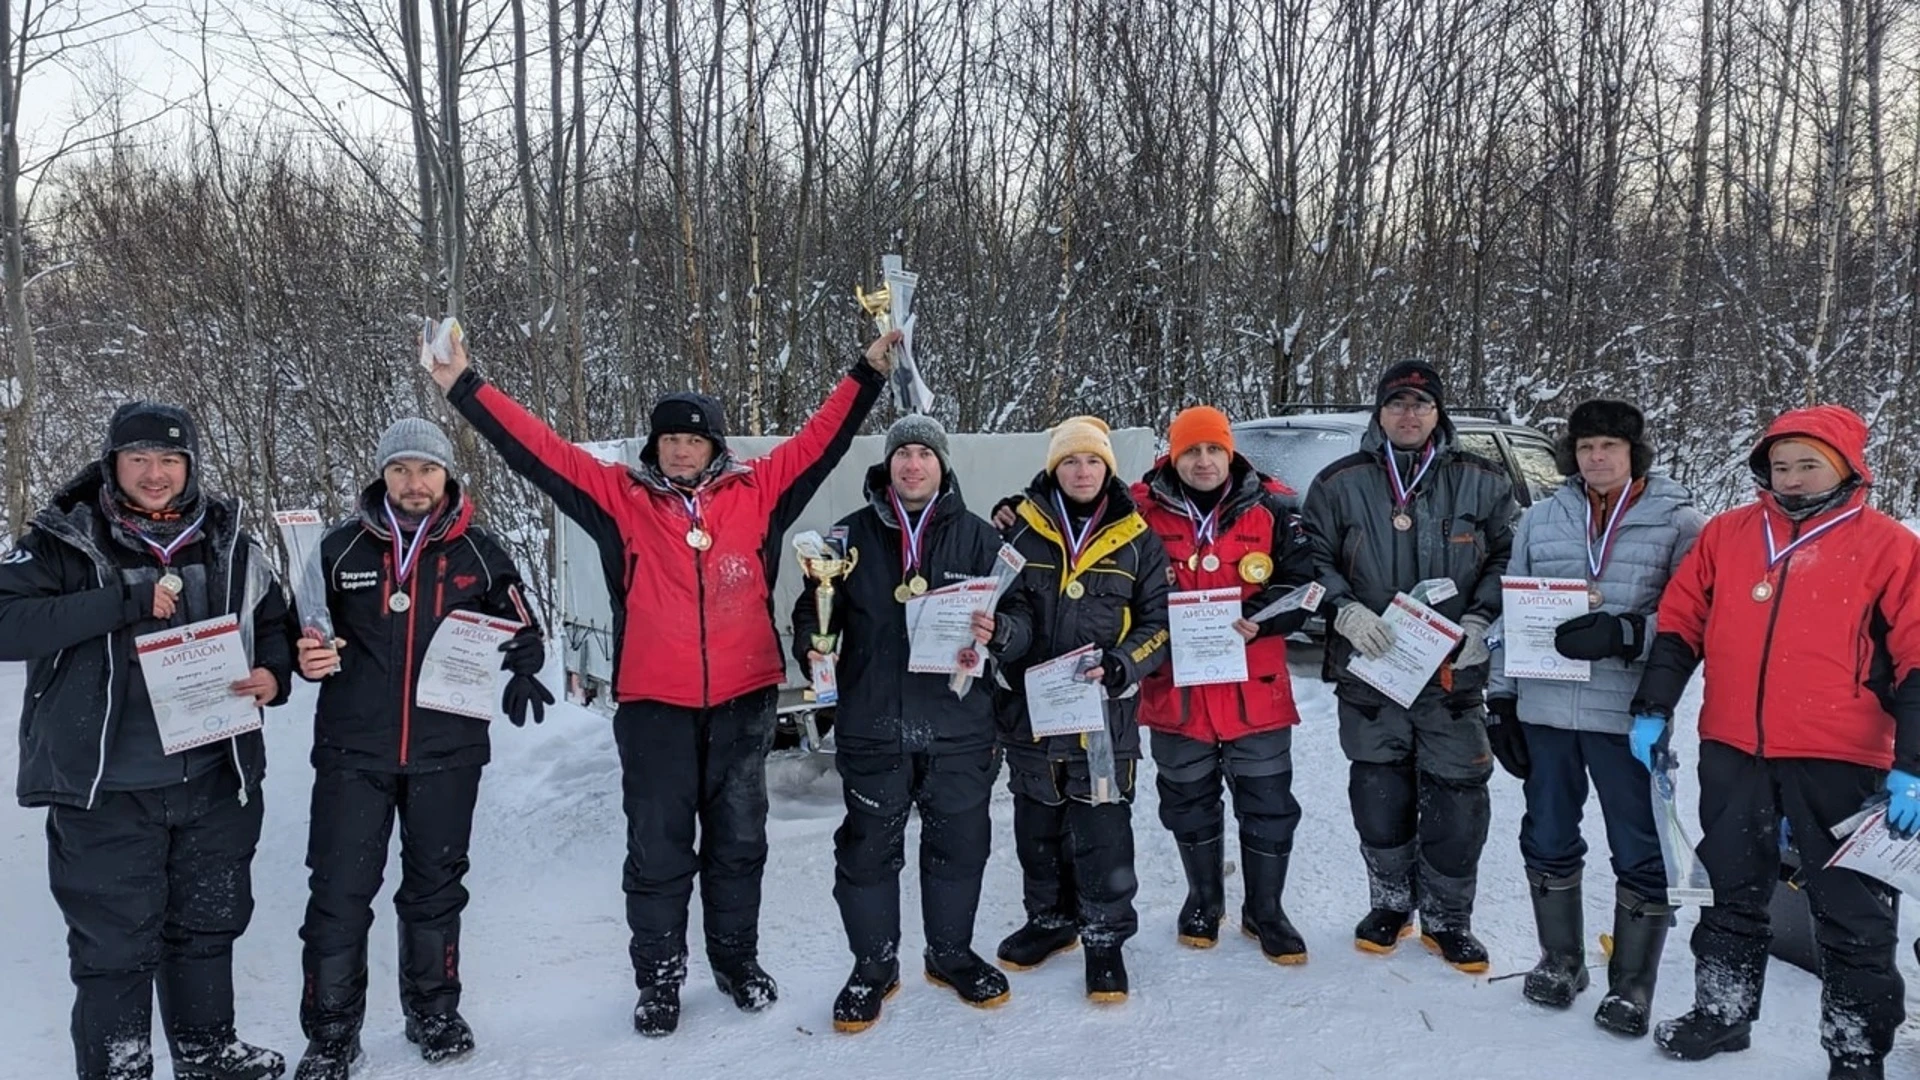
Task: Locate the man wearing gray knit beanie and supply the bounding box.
[288,416,551,1075]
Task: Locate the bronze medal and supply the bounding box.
[1587,585,1604,608]
[1751,580,1773,602]
[1065,580,1086,599]
[1392,513,1413,532]
[894,583,913,604]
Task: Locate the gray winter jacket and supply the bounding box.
[1303,419,1516,702]
[1486,474,1705,734]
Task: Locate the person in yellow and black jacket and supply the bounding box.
[980,416,1171,1004]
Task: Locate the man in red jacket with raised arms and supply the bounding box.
[425,331,896,1037]
[1630,404,1920,1080]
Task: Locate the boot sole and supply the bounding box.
[924,971,1012,1009]
[998,938,1079,972]
[1354,923,1416,955]
[404,1025,475,1063]
[1656,1032,1751,1061]
[1419,934,1490,973]
[1087,989,1128,1004]
[832,982,901,1034]
[1240,924,1308,964]
[1177,932,1220,949]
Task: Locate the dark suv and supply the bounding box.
[1231,405,1562,513]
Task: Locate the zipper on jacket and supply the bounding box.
[1853,606,1873,699]
[696,542,711,707]
[435,554,448,619]
[399,567,421,767]
[1751,555,1795,757]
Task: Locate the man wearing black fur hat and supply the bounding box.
[1484,399,1704,1034]
[1301,361,1516,972]
[0,403,294,1080]
[425,327,898,1037]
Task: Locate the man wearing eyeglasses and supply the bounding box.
[1300,361,1516,973]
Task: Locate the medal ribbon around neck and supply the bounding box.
[1182,495,1221,551]
[1054,490,1108,567]
[1586,485,1637,581]
[383,500,441,588]
[130,509,207,569]
[888,489,933,578]
[1385,442,1438,511]
[1762,503,1863,570]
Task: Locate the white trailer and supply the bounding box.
[551,428,1159,747]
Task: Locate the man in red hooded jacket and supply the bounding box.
[1630,405,1920,1080]
[1131,406,1316,963]
[426,330,895,1038]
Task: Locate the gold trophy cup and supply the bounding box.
[795,538,859,704]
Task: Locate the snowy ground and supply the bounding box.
[2,654,1914,1080]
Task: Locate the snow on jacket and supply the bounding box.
[1485,474,1705,734]
[789,464,1003,756]
[1301,418,1516,702]
[0,463,292,809]
[1634,406,1920,771]
[448,363,883,709]
[1132,455,1314,743]
[307,479,537,773]
[988,472,1172,763]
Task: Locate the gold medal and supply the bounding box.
[1587,586,1604,608]
[1238,552,1274,584]
[909,575,928,596]
[1201,554,1221,573]
[1752,580,1773,602]
[1392,513,1413,532]
[686,528,712,550]
[1065,580,1086,599]
[1186,553,1200,572]
[894,583,913,603]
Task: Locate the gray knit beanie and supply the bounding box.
[377,418,456,471]
[884,415,951,475]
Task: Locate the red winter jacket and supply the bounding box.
[449,364,883,709]
[1641,405,1920,770]
[1132,457,1314,743]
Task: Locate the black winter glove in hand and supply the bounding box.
[1485,696,1531,780]
[502,673,554,727]
[499,626,546,676]
[1100,650,1130,691]
[1554,611,1646,662]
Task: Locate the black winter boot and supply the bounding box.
[404,1011,475,1063]
[1174,835,1226,948]
[1654,1009,1752,1061]
[1522,871,1588,1007]
[632,983,680,1037]
[1084,946,1128,1003]
[1354,908,1413,954]
[925,950,1011,1008]
[1828,1056,1885,1080]
[996,920,1079,970]
[298,946,368,1048]
[172,1033,286,1080]
[1240,843,1307,964]
[831,959,900,1034]
[292,1037,361,1080]
[1594,887,1673,1037]
[713,957,779,1012]
[1419,927,1490,973]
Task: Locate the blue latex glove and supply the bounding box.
[1885,769,1920,840]
[1629,715,1669,772]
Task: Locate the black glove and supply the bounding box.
[1485,696,1531,780]
[1554,611,1646,662]
[1100,650,1130,691]
[499,626,546,676]
[502,673,555,726]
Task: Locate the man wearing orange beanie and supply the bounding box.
[1132,406,1318,964]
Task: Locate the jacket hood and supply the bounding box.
[1747,405,1872,487]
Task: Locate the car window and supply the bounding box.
[1456,431,1502,465]
[1503,434,1564,504]
[1233,426,1359,497]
